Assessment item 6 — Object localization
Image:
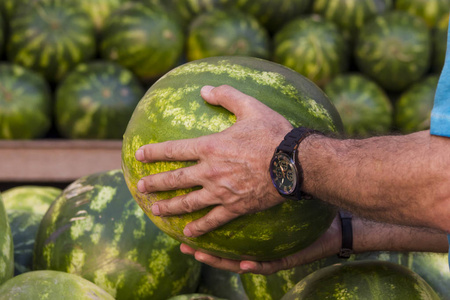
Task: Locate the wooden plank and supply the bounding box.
[0,140,123,182]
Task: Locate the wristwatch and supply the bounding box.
[269,127,321,199]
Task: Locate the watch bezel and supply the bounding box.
[269,151,299,196]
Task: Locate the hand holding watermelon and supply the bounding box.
[136,85,293,237]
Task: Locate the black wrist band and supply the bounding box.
[338,210,353,259]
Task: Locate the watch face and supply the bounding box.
[270,152,298,195]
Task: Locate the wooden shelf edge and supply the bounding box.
[0,139,124,182]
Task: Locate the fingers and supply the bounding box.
[184,205,240,237]
[137,165,202,193]
[201,85,270,120]
[135,139,200,163]
[150,189,220,217]
[180,244,245,274]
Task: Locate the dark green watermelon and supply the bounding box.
[55,61,144,139]
[281,261,440,299]
[313,0,392,41]
[0,270,114,299]
[33,169,202,300]
[2,186,61,275]
[100,2,185,82]
[186,9,270,61]
[395,0,450,28]
[7,0,96,83]
[432,12,449,72]
[76,0,127,32]
[0,63,52,139]
[0,11,4,56]
[355,11,431,92]
[273,15,348,88]
[324,73,393,137]
[0,194,14,286]
[236,0,312,34]
[240,255,344,300]
[394,75,438,133]
[197,264,248,300]
[353,251,450,300]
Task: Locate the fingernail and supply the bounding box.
[135,149,145,162]
[137,180,146,193]
[183,227,193,237]
[201,85,214,96]
[152,204,160,216]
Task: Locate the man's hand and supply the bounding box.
[135,85,293,237]
[179,215,342,275]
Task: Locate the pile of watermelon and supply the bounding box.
[0,0,445,139]
[1,0,449,298]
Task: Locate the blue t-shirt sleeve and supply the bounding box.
[430,20,450,270]
[430,21,450,137]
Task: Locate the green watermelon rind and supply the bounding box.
[0,195,14,286]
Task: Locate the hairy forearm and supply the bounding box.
[353,216,448,253]
[299,130,450,232]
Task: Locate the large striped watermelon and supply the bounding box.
[236,0,312,34]
[33,169,201,300]
[7,0,96,83]
[280,261,440,299]
[186,9,270,61]
[273,15,348,88]
[354,11,431,92]
[100,2,185,82]
[0,194,14,286]
[395,0,450,28]
[55,61,144,139]
[324,73,393,137]
[0,63,52,139]
[121,56,342,261]
[312,0,392,41]
[2,186,61,275]
[394,75,438,133]
[353,251,450,300]
[0,270,114,300]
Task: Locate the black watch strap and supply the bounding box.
[338,210,353,259]
[277,127,322,154]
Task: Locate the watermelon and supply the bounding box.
[76,0,127,32]
[54,61,144,139]
[100,2,185,82]
[167,294,226,300]
[7,0,96,83]
[324,73,393,137]
[280,261,440,299]
[395,0,450,28]
[272,15,348,88]
[2,186,61,275]
[394,75,438,133]
[236,0,312,34]
[353,251,450,300]
[354,11,431,92]
[0,194,13,286]
[240,255,344,300]
[197,264,248,300]
[0,63,52,139]
[0,270,114,300]
[312,0,392,41]
[33,169,201,300]
[186,9,270,61]
[121,56,342,261]
[0,11,4,57]
[432,12,449,72]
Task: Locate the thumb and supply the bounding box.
[201,85,268,120]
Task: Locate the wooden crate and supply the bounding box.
[0,140,122,182]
